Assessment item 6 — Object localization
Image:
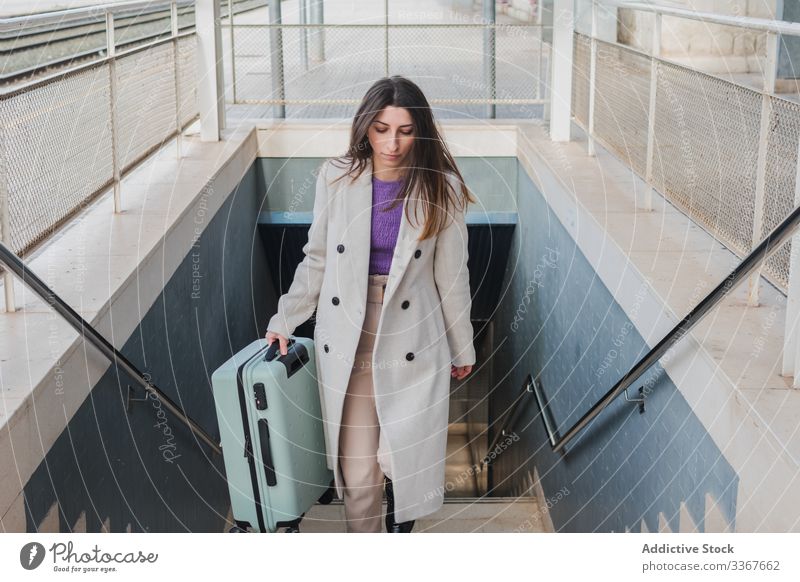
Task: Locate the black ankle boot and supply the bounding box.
[384,476,415,533]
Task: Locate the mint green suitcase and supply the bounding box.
[211,337,334,532]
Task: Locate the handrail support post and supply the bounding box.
[107,11,122,213]
[0,203,13,314]
[642,12,661,212]
[749,30,780,307]
[784,101,800,386]
[197,0,226,140]
[587,0,598,156]
[624,386,646,414]
[549,0,574,141]
[171,0,183,158]
[0,129,14,313]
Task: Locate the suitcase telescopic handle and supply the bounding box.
[265,337,295,362]
[264,337,310,379]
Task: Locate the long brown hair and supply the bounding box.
[330,75,476,241]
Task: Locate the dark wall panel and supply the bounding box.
[487,161,738,533]
[24,163,273,532]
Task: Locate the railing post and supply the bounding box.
[106,11,121,213]
[549,0,574,141]
[299,0,309,71]
[749,31,779,307]
[309,0,325,63]
[268,0,285,118]
[197,0,225,140]
[642,12,661,212]
[228,0,237,104]
[586,0,597,156]
[171,0,182,158]
[483,0,496,119]
[384,0,389,76]
[786,221,800,384]
[785,111,800,385]
[537,23,544,101]
[0,137,14,313]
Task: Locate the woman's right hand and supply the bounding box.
[265,330,290,356]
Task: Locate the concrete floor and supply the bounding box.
[220,0,547,120]
[224,497,546,533]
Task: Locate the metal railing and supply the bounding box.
[0,0,193,85]
[569,0,800,384]
[0,238,222,455]
[0,0,200,313]
[536,196,800,453]
[222,0,551,118]
[0,0,267,85]
[572,0,800,300]
[477,373,537,470]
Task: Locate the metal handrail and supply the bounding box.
[536,201,800,454]
[0,240,222,456]
[0,29,196,99]
[476,374,537,470]
[225,23,552,28]
[602,0,800,37]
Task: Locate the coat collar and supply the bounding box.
[344,157,424,310]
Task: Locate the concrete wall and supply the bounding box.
[575,0,617,42]
[488,159,738,533]
[21,162,274,532]
[256,156,519,214]
[778,0,800,78]
[616,0,777,74]
[497,0,544,22]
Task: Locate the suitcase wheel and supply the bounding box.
[229,519,251,533]
[318,486,335,505]
[281,516,302,533]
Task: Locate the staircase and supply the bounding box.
[274,497,546,533]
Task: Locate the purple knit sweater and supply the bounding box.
[368,176,405,275]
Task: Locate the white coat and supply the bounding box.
[266,157,476,522]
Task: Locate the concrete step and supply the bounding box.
[293,497,545,533]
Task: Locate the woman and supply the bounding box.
[265,76,477,533]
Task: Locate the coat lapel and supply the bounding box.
[345,158,423,310]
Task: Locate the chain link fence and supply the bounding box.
[226,22,550,119]
[0,27,198,258]
[762,96,800,289]
[0,65,113,253]
[572,32,590,127]
[652,59,761,258]
[594,40,651,178]
[572,31,800,293]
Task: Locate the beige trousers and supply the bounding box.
[338,273,393,533]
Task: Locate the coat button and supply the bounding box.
[324,344,329,353]
[405,352,414,361]
[332,296,340,305]
[337,244,345,253]
[401,300,410,309]
[414,249,422,258]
